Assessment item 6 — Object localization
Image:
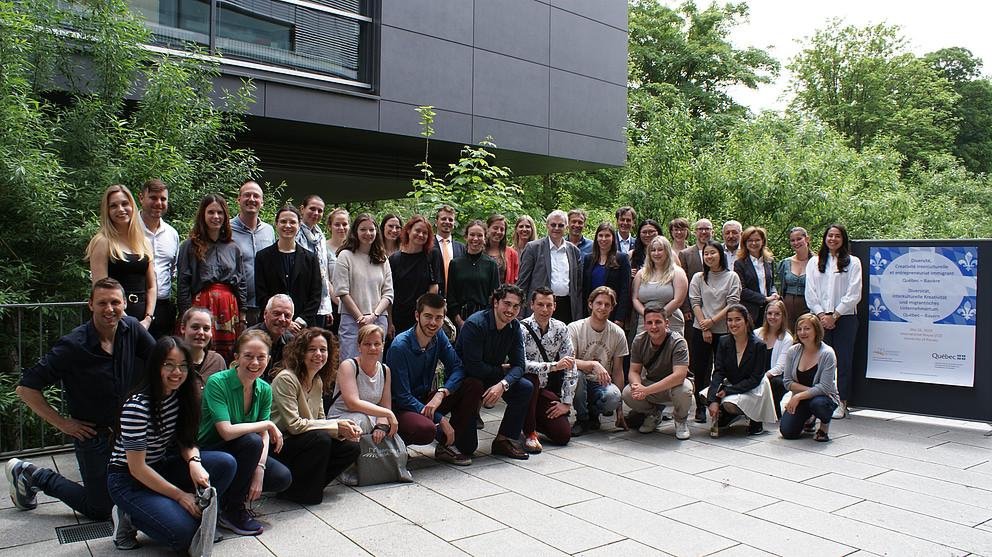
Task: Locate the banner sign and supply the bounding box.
[865,246,978,387]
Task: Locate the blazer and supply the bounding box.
[708,333,769,403]
[678,245,705,323]
[581,252,631,322]
[433,236,466,296]
[517,237,583,320]
[254,243,322,326]
[734,256,777,323]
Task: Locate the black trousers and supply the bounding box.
[276,430,359,505]
[148,298,177,339]
[553,296,573,324]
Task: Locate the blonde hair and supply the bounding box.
[756,299,789,339]
[640,235,677,285]
[738,226,773,262]
[512,215,537,251]
[85,185,151,263]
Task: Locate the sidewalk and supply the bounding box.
[2,406,991,556]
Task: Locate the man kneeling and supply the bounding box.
[622,304,693,439]
[570,286,628,435]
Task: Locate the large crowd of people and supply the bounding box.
[5,179,863,554]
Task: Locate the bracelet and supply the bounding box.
[373,423,390,433]
[256,462,266,470]
[187,455,201,463]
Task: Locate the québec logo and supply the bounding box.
[931,352,966,361]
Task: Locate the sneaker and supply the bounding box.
[435,444,472,466]
[523,432,543,454]
[638,412,662,434]
[832,402,848,420]
[747,420,765,436]
[674,420,691,440]
[571,420,590,437]
[111,505,140,550]
[218,507,263,536]
[5,458,38,511]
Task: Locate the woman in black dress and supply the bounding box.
[388,215,442,336]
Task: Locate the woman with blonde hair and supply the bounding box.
[779,313,840,442]
[735,226,779,328]
[511,215,537,254]
[86,184,156,328]
[325,207,350,334]
[485,213,519,284]
[755,300,792,417]
[633,235,687,336]
[326,324,399,438]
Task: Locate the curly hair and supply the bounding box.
[279,328,339,394]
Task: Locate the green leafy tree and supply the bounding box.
[924,47,992,174]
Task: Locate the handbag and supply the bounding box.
[356,428,414,486]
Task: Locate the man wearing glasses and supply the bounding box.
[517,210,584,323]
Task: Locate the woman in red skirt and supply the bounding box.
[178,194,247,362]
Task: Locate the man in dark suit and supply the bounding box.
[677,218,713,328]
[433,205,465,297]
[517,210,583,323]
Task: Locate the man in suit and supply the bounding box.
[433,205,465,297]
[615,206,637,255]
[722,220,742,262]
[517,210,583,323]
[678,218,713,328]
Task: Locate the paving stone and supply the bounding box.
[699,466,859,512]
[835,500,992,555]
[562,496,734,556]
[345,521,468,557]
[550,466,696,513]
[452,528,569,556]
[547,442,657,474]
[749,500,964,557]
[705,543,779,557]
[573,538,673,556]
[842,450,992,491]
[359,483,502,541]
[236,508,369,556]
[929,430,992,450]
[0,538,94,557]
[308,485,405,531]
[464,492,623,554]
[0,499,78,549]
[865,470,992,512]
[737,442,888,479]
[805,472,992,526]
[677,443,824,481]
[661,501,855,557]
[497,449,585,475]
[463,462,598,508]
[211,535,283,557]
[624,465,778,513]
[410,465,507,502]
[592,439,725,474]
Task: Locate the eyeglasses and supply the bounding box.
[547,223,566,229]
[162,362,189,373]
[695,227,713,231]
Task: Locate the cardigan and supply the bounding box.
[779,343,840,405]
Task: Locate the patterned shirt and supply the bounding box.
[110,391,180,469]
[519,315,578,404]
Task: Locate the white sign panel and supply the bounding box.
[866,246,977,387]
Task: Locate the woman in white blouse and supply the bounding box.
[755,300,793,418]
[804,224,862,419]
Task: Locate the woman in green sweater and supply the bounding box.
[447,220,500,328]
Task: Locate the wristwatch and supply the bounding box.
[500,379,510,390]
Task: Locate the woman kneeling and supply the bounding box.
[779,313,839,442]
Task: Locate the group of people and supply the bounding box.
[4,179,863,555]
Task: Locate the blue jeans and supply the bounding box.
[203,433,292,511]
[779,395,837,439]
[573,376,622,421]
[107,451,236,551]
[32,430,113,520]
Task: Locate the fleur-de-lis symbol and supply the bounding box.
[869,297,887,317]
[958,251,978,272]
[870,251,888,271]
[957,300,977,321]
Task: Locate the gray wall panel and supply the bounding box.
[549,130,626,165]
[473,50,549,126]
[262,83,379,129]
[473,116,549,156]
[551,0,627,30]
[474,0,550,65]
[551,8,628,85]
[550,69,626,140]
[380,100,473,144]
[379,27,474,114]
[380,0,474,45]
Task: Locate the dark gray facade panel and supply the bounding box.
[261,83,379,129]
[473,0,550,65]
[473,50,550,127]
[212,75,265,117]
[379,27,474,114]
[551,8,628,86]
[549,69,626,141]
[380,0,474,45]
[551,0,628,30]
[379,100,473,144]
[473,116,550,156]
[549,130,625,166]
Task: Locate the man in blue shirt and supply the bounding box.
[230,180,275,326]
[7,278,155,525]
[455,284,533,460]
[387,293,479,465]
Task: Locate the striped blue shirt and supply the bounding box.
[110,391,180,469]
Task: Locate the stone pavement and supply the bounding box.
[3,405,992,556]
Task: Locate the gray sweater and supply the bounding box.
[688,269,741,334]
[779,343,840,405]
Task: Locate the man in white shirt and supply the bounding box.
[615,206,637,255]
[137,179,180,338]
[722,220,742,261]
[517,210,583,322]
[569,286,628,435]
[230,180,275,326]
[433,205,465,296]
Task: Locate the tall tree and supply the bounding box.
[925,47,992,174]
[788,20,959,169]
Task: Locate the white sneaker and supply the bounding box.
[111,505,139,550]
[674,420,691,440]
[832,402,848,420]
[639,412,662,434]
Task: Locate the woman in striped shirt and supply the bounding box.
[107,336,236,551]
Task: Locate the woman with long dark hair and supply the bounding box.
[805,224,862,419]
[270,328,361,504]
[107,336,236,551]
[380,213,403,258]
[254,205,322,327]
[332,213,393,361]
[86,184,156,327]
[485,213,520,284]
[629,219,664,277]
[446,220,500,327]
[178,194,246,362]
[582,222,631,325]
[388,215,442,335]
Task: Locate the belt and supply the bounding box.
[126,293,146,304]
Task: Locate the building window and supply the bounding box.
[127,0,373,85]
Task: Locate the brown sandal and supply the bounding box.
[814,429,830,442]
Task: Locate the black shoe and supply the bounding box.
[571,420,589,437]
[587,415,601,431]
[694,406,707,424]
[476,415,485,430]
[625,411,646,430]
[747,420,764,436]
[718,411,741,429]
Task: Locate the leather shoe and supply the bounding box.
[491,437,529,460]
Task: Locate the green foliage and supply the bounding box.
[925,48,992,174]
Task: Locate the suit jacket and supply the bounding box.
[678,245,705,322]
[517,237,583,319]
[708,333,769,403]
[433,235,466,296]
[734,256,777,324]
[582,252,631,322]
[254,244,322,326]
